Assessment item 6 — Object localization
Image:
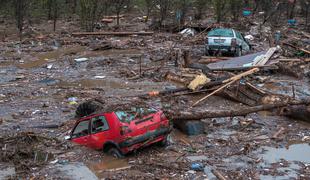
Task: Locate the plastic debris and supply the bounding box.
[180,28,196,37]
[244,35,254,41]
[74,58,89,62]
[191,162,204,171]
[68,97,78,105]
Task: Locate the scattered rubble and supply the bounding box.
[0,6,309,180]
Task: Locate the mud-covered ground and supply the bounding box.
[0,16,310,180]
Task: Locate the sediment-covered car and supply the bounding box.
[66,104,171,158]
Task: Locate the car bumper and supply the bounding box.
[119,126,171,153]
[206,45,235,52]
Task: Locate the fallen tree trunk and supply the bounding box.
[280,105,310,122]
[169,99,310,121]
[72,31,154,36]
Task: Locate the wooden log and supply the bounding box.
[210,65,278,72]
[183,50,192,68]
[101,19,114,23]
[283,42,310,54]
[169,99,310,121]
[199,56,229,64]
[272,127,286,139]
[72,31,154,36]
[211,169,227,180]
[192,68,259,107]
[279,105,310,122]
[165,72,188,85]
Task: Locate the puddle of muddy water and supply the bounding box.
[0,164,15,179]
[17,46,86,69]
[87,156,129,178]
[84,49,142,58]
[257,143,310,179]
[88,157,129,170]
[56,79,126,89]
[260,143,310,163]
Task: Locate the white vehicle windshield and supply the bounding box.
[208,29,234,37]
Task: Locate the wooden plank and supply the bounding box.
[252,47,277,66]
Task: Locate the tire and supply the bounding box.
[107,147,124,158]
[235,47,242,57]
[157,135,170,147]
[207,50,214,56]
[75,100,103,117]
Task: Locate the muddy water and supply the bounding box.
[260,143,310,163]
[85,49,142,57]
[56,79,126,89]
[87,156,129,178]
[17,46,86,69]
[258,142,310,179]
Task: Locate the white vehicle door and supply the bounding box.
[235,31,244,49]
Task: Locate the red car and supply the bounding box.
[66,107,171,157]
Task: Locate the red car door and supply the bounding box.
[71,119,91,146]
[87,115,112,149]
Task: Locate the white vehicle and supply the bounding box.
[205,28,251,57]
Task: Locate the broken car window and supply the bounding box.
[208,29,234,37]
[72,120,89,138]
[115,111,135,123]
[91,116,109,133]
[236,32,243,40]
[115,108,158,123]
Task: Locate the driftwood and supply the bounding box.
[272,127,286,139]
[169,99,310,121]
[192,68,259,107]
[280,105,310,122]
[165,72,189,84]
[283,42,310,54]
[277,62,303,78]
[221,82,267,106]
[211,169,227,180]
[210,65,278,72]
[72,31,154,36]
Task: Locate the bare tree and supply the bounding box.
[110,0,130,26]
[14,0,27,41]
[52,0,59,31]
[300,0,310,29]
[79,0,99,31]
[144,0,154,22]
[193,0,209,20]
[229,0,242,21]
[155,0,173,27]
[213,0,227,23]
[175,0,192,25]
